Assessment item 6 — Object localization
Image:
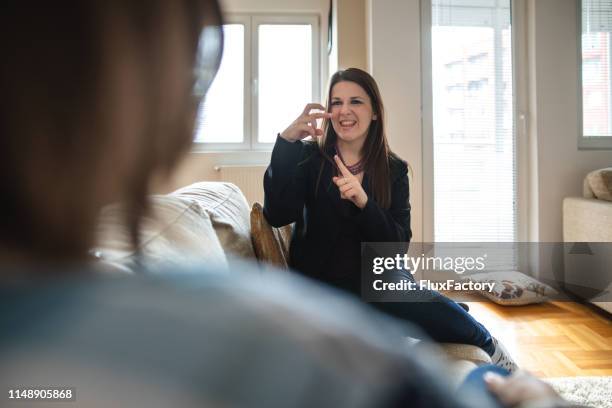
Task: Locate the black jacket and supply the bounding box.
[263,135,411,291]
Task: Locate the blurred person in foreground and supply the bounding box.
[0,1,582,407]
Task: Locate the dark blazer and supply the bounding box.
[263,135,411,290]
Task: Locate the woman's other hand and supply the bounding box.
[333,155,368,209]
[280,103,332,143]
[484,370,563,407]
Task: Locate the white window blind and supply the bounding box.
[581,0,612,140]
[431,0,516,242]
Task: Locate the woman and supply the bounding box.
[264,68,409,290]
[264,68,517,372]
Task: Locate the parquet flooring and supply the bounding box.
[465,297,612,377]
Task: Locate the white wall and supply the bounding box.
[528,0,611,242]
[368,0,424,242]
[334,0,367,71]
[221,0,324,11]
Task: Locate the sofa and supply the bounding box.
[94,181,492,386]
[94,182,255,274]
[563,168,612,314]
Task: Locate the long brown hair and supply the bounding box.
[0,0,223,262]
[318,68,392,209]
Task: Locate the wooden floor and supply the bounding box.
[464,297,612,378]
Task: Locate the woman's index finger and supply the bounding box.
[334,155,353,178]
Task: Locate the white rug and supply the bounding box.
[545,377,612,408]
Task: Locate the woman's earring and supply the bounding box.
[372,114,378,120]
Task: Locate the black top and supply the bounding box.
[263,135,412,293]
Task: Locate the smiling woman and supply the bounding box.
[263,67,517,373]
[264,68,409,288]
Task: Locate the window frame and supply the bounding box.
[193,13,320,152]
[577,0,612,150]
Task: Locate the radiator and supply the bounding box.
[214,165,267,205]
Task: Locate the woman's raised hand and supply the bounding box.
[333,155,369,209]
[280,103,332,143]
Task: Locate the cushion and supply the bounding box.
[462,271,557,305]
[584,168,612,202]
[95,195,229,273]
[172,182,256,265]
[439,343,492,365]
[250,202,292,268]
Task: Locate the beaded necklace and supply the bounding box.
[334,144,365,175]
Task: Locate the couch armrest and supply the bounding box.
[563,197,612,242]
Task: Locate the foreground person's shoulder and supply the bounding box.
[0,266,472,407]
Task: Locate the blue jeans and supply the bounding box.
[370,292,495,355]
[328,270,495,355]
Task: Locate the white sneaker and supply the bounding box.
[490,337,518,373]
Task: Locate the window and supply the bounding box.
[194,15,320,150]
[195,24,245,144]
[426,0,517,243]
[580,0,612,149]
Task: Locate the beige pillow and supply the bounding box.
[95,195,229,273]
[584,168,612,202]
[250,203,292,269]
[462,271,557,306]
[172,182,256,264]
